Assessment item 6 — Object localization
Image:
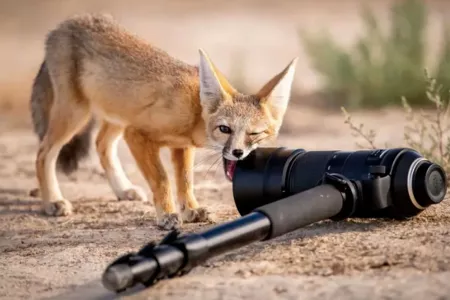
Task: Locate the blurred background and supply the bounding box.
[1,0,450,134]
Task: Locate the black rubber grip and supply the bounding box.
[254,184,344,240]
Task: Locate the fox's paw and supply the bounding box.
[43,200,73,216]
[157,213,183,230]
[118,186,148,202]
[182,207,216,224]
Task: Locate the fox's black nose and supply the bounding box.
[232,149,244,158]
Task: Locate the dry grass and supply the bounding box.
[342,70,450,179]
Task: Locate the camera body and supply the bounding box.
[232,147,447,219]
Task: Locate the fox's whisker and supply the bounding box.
[251,133,277,145]
[209,157,224,180]
[212,158,225,179]
[194,152,221,169]
[202,156,223,181]
[203,145,223,152]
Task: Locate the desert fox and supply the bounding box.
[30,13,298,230]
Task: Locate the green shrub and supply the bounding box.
[299,0,450,109]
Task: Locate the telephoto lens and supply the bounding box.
[232,147,448,219]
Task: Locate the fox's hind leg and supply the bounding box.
[36,97,91,216]
[95,121,147,202]
[170,147,215,224]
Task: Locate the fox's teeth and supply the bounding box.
[226,161,232,181]
[225,160,236,181]
[223,158,237,181]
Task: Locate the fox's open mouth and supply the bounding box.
[223,158,237,182]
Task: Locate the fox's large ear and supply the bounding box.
[257,57,298,120]
[198,49,236,112]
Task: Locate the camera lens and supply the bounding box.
[234,147,448,219]
[232,147,305,216]
[413,161,447,207]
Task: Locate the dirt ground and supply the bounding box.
[2,106,450,300]
[1,1,450,299]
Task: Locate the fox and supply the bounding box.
[30,13,298,230]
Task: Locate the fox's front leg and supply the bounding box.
[124,128,181,230]
[171,147,215,223]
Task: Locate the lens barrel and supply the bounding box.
[232,147,304,216]
[233,147,447,219]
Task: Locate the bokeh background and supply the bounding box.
[2,0,450,125]
[2,1,450,299]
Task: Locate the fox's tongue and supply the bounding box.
[225,160,237,182]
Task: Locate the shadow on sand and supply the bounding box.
[45,217,389,300]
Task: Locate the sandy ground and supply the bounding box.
[2,0,450,299]
[1,106,450,300]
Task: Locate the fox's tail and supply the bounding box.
[30,61,95,175]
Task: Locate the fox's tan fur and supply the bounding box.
[30,13,298,230]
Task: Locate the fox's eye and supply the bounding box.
[219,125,232,134]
